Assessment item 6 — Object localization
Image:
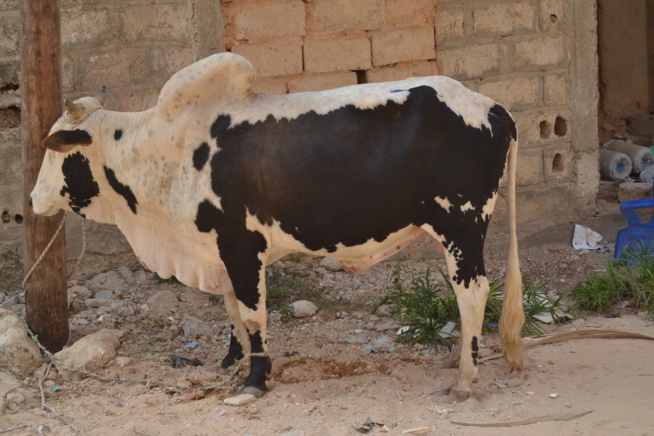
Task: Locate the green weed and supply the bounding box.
[376,264,563,348]
[572,242,654,315]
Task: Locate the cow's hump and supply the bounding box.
[156,53,256,122]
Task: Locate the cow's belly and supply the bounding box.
[267,223,426,273]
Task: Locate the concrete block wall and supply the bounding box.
[222,0,440,93]
[0,0,22,244]
[437,0,599,223]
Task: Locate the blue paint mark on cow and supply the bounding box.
[103,166,138,214]
[60,152,100,216]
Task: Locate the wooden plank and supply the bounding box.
[21,0,69,352]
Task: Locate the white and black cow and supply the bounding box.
[30,53,524,401]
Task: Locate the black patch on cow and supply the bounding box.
[471,336,479,352]
[103,166,138,214]
[192,142,210,170]
[60,152,100,216]
[220,324,244,370]
[471,336,479,366]
[194,199,267,311]
[114,129,123,141]
[249,331,265,353]
[210,115,232,139]
[195,199,222,232]
[204,85,514,289]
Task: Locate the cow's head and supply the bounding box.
[30,97,106,219]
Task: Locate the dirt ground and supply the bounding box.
[2,211,654,436]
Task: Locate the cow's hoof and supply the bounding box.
[438,387,471,404]
[447,389,471,403]
[236,385,266,398]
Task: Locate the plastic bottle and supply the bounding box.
[599,149,632,181]
[603,139,654,174]
[639,165,654,183]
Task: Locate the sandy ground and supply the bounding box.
[2,213,654,436]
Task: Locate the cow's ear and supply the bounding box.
[42,129,93,153]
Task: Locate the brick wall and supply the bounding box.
[222,0,439,94]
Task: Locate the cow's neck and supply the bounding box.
[92,108,226,289]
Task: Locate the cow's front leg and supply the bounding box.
[218,229,272,397]
[217,288,250,374]
[234,296,271,397]
[443,253,489,402]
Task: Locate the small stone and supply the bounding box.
[117,266,135,285]
[319,256,342,272]
[300,404,317,416]
[224,394,256,406]
[619,182,653,202]
[549,393,558,399]
[181,315,213,339]
[291,300,318,318]
[146,290,179,313]
[114,356,133,368]
[67,285,91,307]
[86,271,129,295]
[85,298,111,308]
[133,270,150,286]
[375,304,393,317]
[95,290,114,300]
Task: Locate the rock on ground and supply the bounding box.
[181,315,213,339]
[319,256,342,272]
[54,329,123,376]
[85,271,129,296]
[0,371,21,411]
[146,290,179,313]
[291,300,318,318]
[0,308,43,377]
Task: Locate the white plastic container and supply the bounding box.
[599,149,632,181]
[603,139,654,174]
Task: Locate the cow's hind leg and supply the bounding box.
[444,260,489,402]
[422,225,489,402]
[217,288,250,374]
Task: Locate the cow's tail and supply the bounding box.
[499,126,525,372]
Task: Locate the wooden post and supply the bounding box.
[21,0,69,353]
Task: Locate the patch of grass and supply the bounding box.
[376,264,564,348]
[266,260,364,316]
[572,242,654,315]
